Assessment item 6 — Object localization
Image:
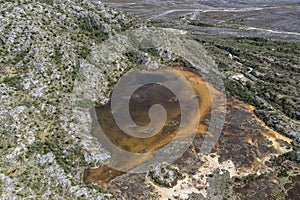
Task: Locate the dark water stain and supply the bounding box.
[95,83,181,154]
[287,175,300,200]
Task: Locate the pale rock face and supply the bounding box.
[38,152,55,165]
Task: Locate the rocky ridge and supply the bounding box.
[0,0,134,199]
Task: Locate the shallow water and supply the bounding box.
[83,66,213,185]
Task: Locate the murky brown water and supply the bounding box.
[83,66,292,186]
[83,66,213,185]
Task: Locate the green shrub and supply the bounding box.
[12,50,28,65]
[78,46,91,59]
[77,17,109,43]
[53,45,62,65]
[3,76,22,90]
[38,0,53,5]
[225,79,259,107]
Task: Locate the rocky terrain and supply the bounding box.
[0,0,134,199]
[0,0,299,199]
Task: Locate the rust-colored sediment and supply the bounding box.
[83,66,292,186]
[83,166,123,186]
[83,66,213,185]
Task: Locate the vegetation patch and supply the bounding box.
[78,45,91,59]
[149,165,184,188]
[188,20,215,27]
[3,76,22,90]
[77,16,109,43]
